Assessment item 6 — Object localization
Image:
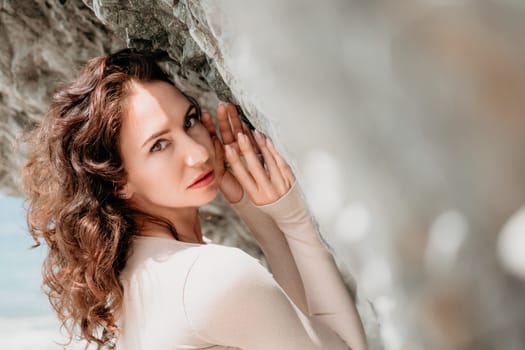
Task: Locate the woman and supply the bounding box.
[21,48,367,349]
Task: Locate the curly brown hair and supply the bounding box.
[21,48,194,349]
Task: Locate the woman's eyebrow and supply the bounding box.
[140,103,196,149]
[141,129,170,148]
[185,103,197,115]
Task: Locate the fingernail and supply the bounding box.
[237,132,245,144]
[225,144,233,156]
[267,137,275,149]
[253,129,264,142]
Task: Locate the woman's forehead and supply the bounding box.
[119,80,191,150]
[125,80,189,124]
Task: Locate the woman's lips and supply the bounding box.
[188,170,215,188]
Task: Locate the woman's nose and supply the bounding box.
[183,137,210,167]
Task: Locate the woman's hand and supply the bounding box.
[201,102,295,206]
[201,103,258,204]
[220,106,296,206]
[227,129,295,206]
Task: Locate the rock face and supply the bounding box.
[3,1,525,350]
[0,0,122,196]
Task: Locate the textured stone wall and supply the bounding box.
[3,0,525,349]
[0,0,122,196]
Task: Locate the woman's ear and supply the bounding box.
[116,183,133,200]
[117,192,130,199]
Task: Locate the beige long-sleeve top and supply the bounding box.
[116,181,367,350]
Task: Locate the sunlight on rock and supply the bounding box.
[374,294,400,350]
[300,149,344,223]
[360,259,392,299]
[424,210,468,275]
[335,202,371,243]
[379,322,402,350]
[497,206,525,280]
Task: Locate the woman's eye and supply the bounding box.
[150,139,170,153]
[184,113,201,129]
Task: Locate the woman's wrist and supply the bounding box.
[253,180,297,209]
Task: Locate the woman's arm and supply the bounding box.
[230,181,368,350]
[229,189,309,314]
[256,180,367,350]
[224,133,367,350]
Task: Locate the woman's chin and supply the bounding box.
[201,185,220,204]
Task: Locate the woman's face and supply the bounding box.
[118,80,218,213]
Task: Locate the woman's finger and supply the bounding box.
[227,103,262,154]
[228,104,257,159]
[201,111,217,137]
[217,103,235,145]
[227,103,244,140]
[237,132,273,190]
[266,137,296,185]
[251,129,287,193]
[224,144,258,194]
[242,122,263,163]
[212,136,225,173]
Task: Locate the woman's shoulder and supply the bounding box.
[167,241,266,282]
[184,243,274,298]
[182,243,283,336]
[129,235,252,262]
[123,236,264,281]
[192,243,264,274]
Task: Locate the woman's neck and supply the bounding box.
[136,208,204,244]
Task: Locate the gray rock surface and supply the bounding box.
[0,0,124,196]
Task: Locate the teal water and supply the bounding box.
[0,194,49,317]
[0,194,88,349]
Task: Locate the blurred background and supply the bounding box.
[1,0,524,349]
